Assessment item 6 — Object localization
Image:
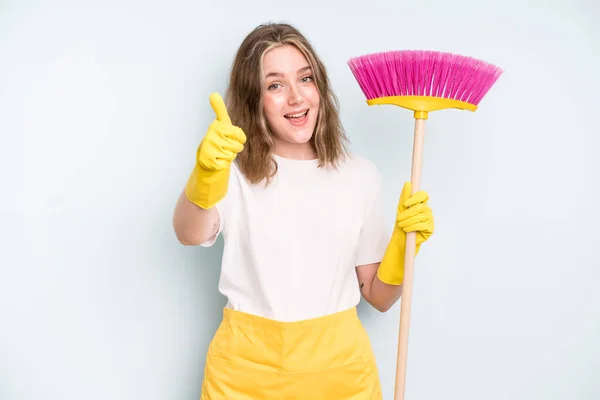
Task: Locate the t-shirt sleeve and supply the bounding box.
[355,166,391,266]
[199,163,239,247]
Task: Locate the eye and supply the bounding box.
[267,82,282,90]
[300,75,313,83]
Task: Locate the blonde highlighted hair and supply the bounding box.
[224,22,349,184]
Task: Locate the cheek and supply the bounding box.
[305,85,320,107]
[263,93,286,116]
[263,95,284,129]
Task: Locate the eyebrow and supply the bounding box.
[265,65,312,79]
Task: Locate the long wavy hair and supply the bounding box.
[224,22,349,184]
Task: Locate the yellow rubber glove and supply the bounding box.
[184,93,246,209]
[377,182,435,285]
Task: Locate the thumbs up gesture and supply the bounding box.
[184,93,246,209]
[197,93,247,171]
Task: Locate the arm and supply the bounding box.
[356,181,434,312]
[172,191,219,246]
[356,262,402,313]
[172,92,245,246]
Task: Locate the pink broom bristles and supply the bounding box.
[348,50,503,106]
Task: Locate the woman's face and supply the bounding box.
[261,44,320,156]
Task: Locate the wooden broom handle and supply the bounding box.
[394,117,426,400]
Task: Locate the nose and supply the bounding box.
[287,83,304,106]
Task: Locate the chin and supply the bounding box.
[271,110,319,145]
[275,127,317,143]
[290,130,314,143]
[272,129,315,148]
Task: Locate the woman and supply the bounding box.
[173,22,434,399]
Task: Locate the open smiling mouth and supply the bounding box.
[284,110,308,119]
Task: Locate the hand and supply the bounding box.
[197,93,246,171]
[184,93,246,209]
[395,182,434,250]
[376,181,434,285]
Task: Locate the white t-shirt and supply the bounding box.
[201,153,391,322]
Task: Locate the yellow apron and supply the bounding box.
[201,306,383,399]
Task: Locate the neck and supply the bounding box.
[273,139,317,160]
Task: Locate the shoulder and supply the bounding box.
[230,160,245,183]
[338,152,382,183]
[337,153,384,216]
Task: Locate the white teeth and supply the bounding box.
[285,110,308,118]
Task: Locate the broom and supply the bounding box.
[347,50,503,400]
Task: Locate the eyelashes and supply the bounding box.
[267,76,314,91]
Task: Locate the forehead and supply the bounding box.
[262,44,311,75]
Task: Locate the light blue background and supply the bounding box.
[1,0,599,399]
